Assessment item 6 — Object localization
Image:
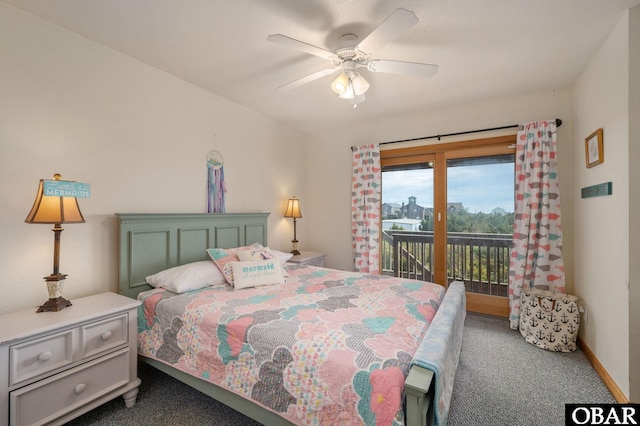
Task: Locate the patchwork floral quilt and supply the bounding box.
[137,264,446,426]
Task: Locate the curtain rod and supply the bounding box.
[371,118,563,148]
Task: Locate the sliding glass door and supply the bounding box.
[381,136,515,316]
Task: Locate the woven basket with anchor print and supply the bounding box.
[519,288,580,352]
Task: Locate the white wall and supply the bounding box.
[0,3,307,314]
[573,12,630,397]
[306,90,575,291]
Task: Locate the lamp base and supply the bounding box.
[291,240,300,256]
[37,276,72,313]
[37,297,72,313]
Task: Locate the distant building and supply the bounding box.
[382,219,422,231]
[401,196,426,220]
[382,202,402,217]
[383,196,465,219]
[447,202,465,213]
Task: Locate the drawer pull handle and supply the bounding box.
[101,331,113,341]
[38,351,52,362]
[74,383,86,394]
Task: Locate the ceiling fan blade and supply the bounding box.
[355,8,419,56]
[267,34,336,60]
[277,67,339,90]
[366,60,438,78]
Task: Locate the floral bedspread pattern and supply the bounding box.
[138,265,446,426]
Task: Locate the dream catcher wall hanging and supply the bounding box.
[207,149,225,213]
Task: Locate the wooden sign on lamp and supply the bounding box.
[25,173,86,313]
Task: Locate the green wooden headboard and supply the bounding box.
[116,213,270,299]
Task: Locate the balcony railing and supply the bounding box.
[381,229,512,297]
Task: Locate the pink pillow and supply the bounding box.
[206,243,263,285]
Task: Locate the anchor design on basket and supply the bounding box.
[567,303,577,313]
[561,334,571,345]
[547,332,556,343]
[553,322,562,332]
[547,311,556,322]
[529,317,538,327]
[567,323,576,334]
[561,313,569,323]
[536,329,546,340]
[536,310,546,320]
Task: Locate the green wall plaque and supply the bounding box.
[581,182,612,198]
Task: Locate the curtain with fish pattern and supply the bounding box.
[351,144,381,273]
[508,120,565,329]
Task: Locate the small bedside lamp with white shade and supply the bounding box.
[284,196,302,255]
[25,173,87,313]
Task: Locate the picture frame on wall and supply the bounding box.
[585,128,604,168]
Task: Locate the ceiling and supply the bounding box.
[4,0,638,134]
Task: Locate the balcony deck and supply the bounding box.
[381,229,511,297]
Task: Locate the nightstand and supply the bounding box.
[0,292,141,426]
[288,251,326,267]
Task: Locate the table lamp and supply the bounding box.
[284,197,302,255]
[25,174,85,312]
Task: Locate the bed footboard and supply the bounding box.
[409,281,467,426]
[405,365,435,426]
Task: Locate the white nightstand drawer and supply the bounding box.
[10,348,130,426]
[9,330,74,386]
[80,313,128,359]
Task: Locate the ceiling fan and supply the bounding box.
[267,8,438,108]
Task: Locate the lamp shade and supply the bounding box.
[331,73,350,95]
[25,176,85,224]
[351,73,370,96]
[338,80,355,100]
[284,197,302,219]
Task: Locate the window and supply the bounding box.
[381,135,515,316]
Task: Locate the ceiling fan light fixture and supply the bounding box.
[331,73,350,95]
[268,8,439,106]
[351,73,370,96]
[338,80,355,100]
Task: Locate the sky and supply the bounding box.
[382,163,515,213]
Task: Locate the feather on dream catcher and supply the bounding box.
[207,149,226,213]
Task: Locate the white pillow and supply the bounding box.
[146,260,226,293]
[230,259,285,290]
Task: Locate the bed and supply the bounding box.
[117,213,465,426]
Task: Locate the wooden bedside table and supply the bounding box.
[288,251,326,267]
[0,292,141,426]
